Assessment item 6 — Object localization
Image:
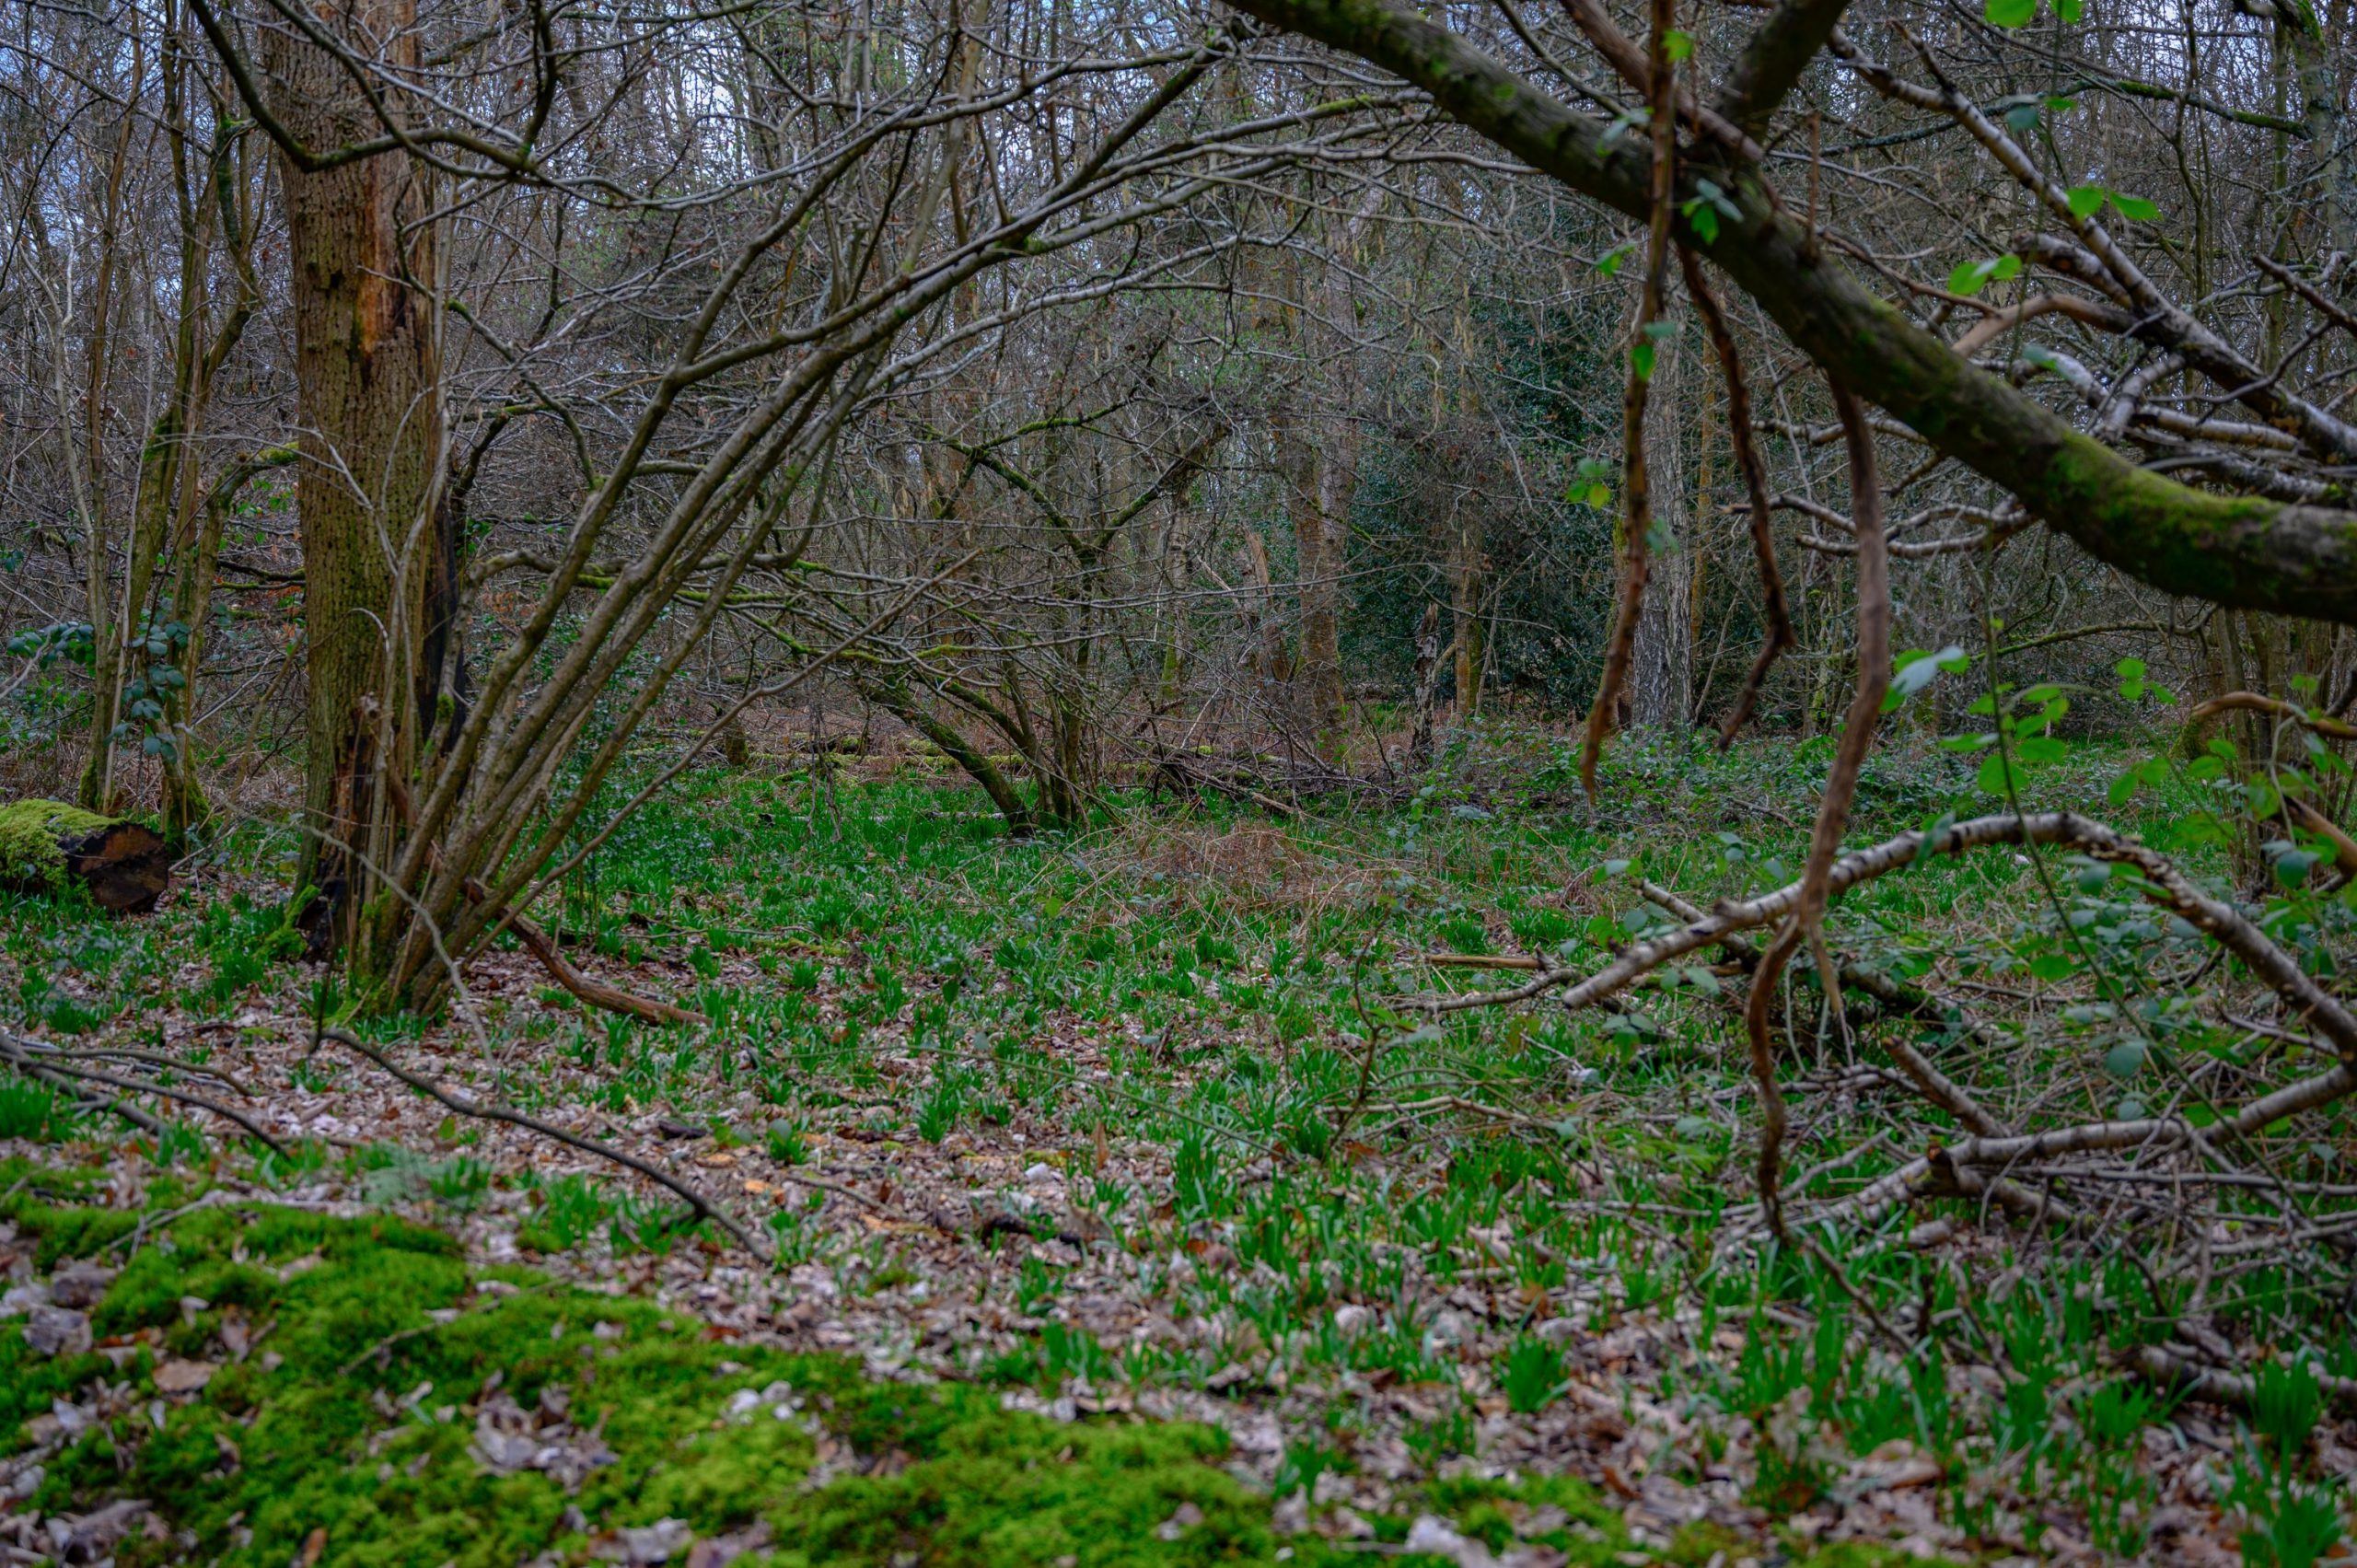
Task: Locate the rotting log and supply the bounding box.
[0,800,171,912]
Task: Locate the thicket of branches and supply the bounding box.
[6,0,2357,1318]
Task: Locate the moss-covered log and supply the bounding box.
[0,801,171,912]
[1224,0,2357,623]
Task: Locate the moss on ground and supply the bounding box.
[0,799,114,888]
[0,1173,1724,1567]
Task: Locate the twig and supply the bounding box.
[2,1032,284,1152]
[1745,383,1890,1238]
[1681,248,1794,747]
[466,879,708,1028]
[316,1026,771,1259]
[1576,0,1677,797]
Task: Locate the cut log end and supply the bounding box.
[0,800,171,913]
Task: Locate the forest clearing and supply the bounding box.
[4,0,2357,1559]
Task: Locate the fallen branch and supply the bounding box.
[2,1030,285,1152]
[1637,878,2009,1138]
[466,879,707,1028]
[2128,1343,2357,1415]
[316,1026,768,1259]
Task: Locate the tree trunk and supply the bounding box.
[1304,418,1355,748]
[1629,319,1690,732]
[1409,600,1441,770]
[1450,508,1483,715]
[261,0,451,958]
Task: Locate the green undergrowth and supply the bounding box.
[0,1167,1820,1568]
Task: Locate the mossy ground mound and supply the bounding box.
[4,1165,1858,1568]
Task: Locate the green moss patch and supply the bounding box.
[0,1179,1674,1567]
[0,799,117,888]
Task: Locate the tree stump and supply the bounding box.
[0,801,171,912]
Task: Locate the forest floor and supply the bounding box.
[2,723,2353,1566]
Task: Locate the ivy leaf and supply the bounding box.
[2066,184,2106,219]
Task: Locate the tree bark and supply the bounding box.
[1629,321,1690,732]
[260,0,451,957]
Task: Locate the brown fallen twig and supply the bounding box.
[465,879,707,1028]
[2,1031,285,1153]
[316,1026,769,1258]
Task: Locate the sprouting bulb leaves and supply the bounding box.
[1947,252,2021,297]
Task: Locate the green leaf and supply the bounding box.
[1596,241,1634,277]
[2002,102,2040,133]
[2103,1039,2148,1079]
[2275,847,2318,888]
[1885,645,1966,710]
[2074,861,2110,893]
[2029,952,2076,981]
[2108,191,2160,221]
[1985,0,2036,25]
[2051,0,2082,21]
[1663,28,1694,60]
[1977,751,2014,795]
[2107,770,2140,807]
[2067,184,2106,219]
[1684,201,1719,245]
[1947,255,2020,297]
[1631,342,1655,382]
